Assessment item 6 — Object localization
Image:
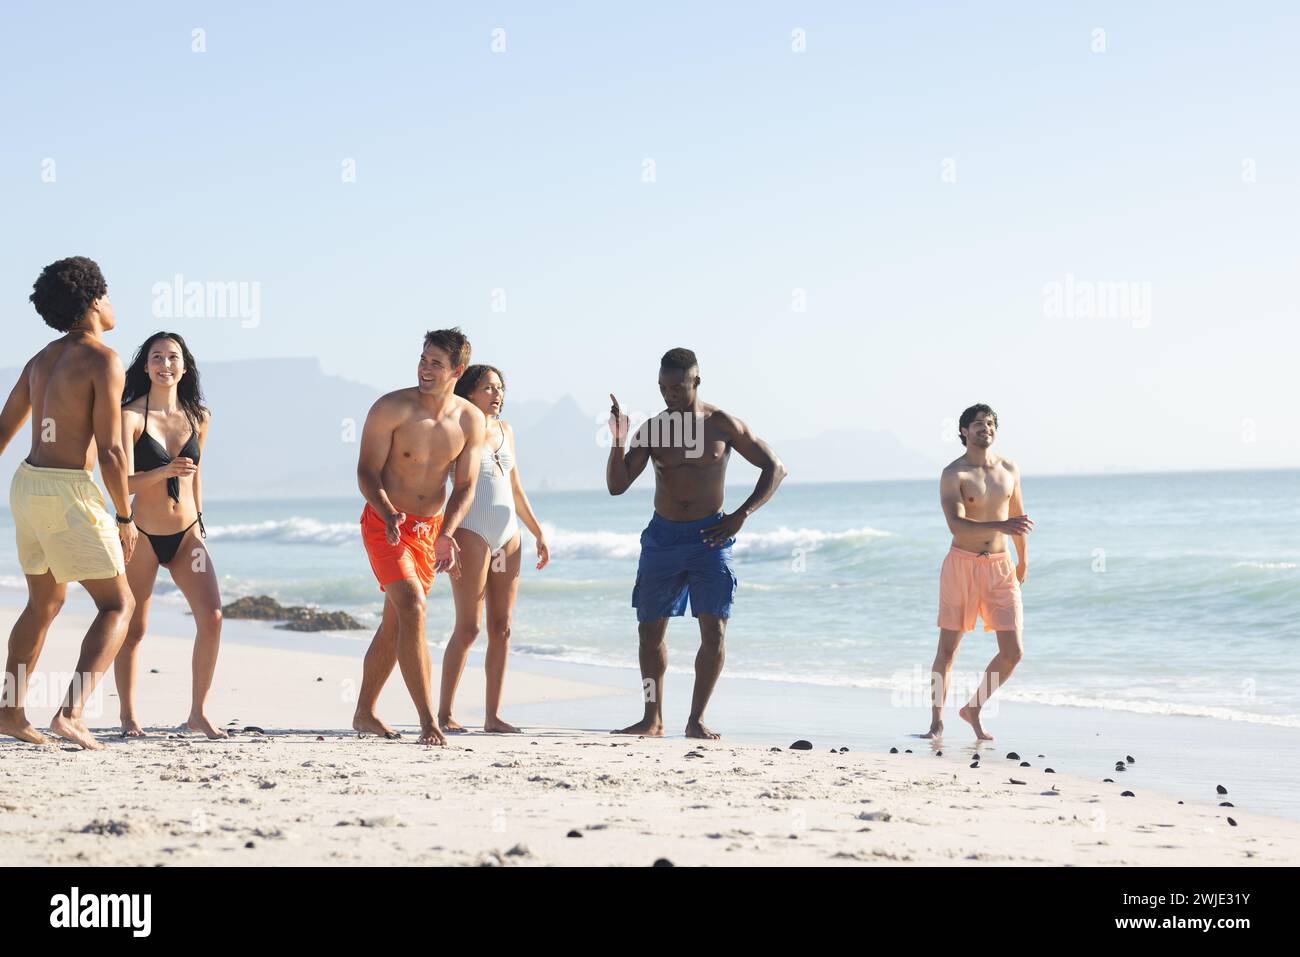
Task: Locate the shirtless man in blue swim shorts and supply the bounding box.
[607,348,787,739]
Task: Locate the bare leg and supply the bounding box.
[483,535,521,733]
[114,540,159,736]
[353,596,401,737]
[167,530,226,739]
[437,529,490,732]
[921,628,963,738]
[388,578,444,746]
[0,572,66,745]
[612,619,669,736]
[48,574,135,751]
[959,630,1023,741]
[686,614,726,739]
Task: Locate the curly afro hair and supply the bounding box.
[30,256,107,332]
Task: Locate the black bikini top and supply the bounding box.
[133,394,200,503]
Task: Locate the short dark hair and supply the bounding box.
[455,364,506,410]
[958,403,998,446]
[423,328,471,370]
[30,256,107,332]
[660,348,698,374]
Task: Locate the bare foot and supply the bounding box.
[958,705,994,741]
[353,710,401,739]
[920,721,943,740]
[181,712,229,740]
[0,710,53,745]
[49,712,107,751]
[439,716,469,733]
[686,719,720,740]
[483,717,521,734]
[418,722,447,746]
[612,717,663,736]
[119,717,147,737]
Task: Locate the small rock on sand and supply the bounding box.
[857,810,892,822]
[1227,817,1238,827]
[1216,785,1228,795]
[567,829,583,838]
[789,740,813,751]
[653,858,674,867]
[1121,791,1135,797]
[1007,752,1021,760]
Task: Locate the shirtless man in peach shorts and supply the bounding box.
[922,404,1033,741]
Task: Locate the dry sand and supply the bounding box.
[3,611,1298,866]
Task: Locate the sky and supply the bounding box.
[2,1,1297,477]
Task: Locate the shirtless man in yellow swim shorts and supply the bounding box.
[0,257,138,750]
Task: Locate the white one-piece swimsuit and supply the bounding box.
[460,420,519,553]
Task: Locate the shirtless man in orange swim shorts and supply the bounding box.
[354,328,486,746]
[922,404,1033,741]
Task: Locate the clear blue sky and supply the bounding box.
[2,1,1296,475]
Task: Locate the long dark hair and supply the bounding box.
[455,363,506,412]
[122,331,208,426]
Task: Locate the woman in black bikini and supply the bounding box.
[114,332,225,738]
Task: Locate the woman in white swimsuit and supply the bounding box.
[438,365,550,733]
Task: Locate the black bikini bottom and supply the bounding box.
[137,517,202,566]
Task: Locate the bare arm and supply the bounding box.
[505,426,543,540]
[356,398,402,519]
[1008,464,1028,576]
[440,405,486,540]
[606,393,651,495]
[0,358,34,456]
[194,409,209,522]
[93,353,132,518]
[721,413,787,519]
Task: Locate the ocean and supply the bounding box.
[6,469,1295,730]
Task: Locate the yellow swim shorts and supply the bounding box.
[9,460,125,584]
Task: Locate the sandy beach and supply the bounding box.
[3,608,1299,867]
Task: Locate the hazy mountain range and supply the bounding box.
[0,358,942,500]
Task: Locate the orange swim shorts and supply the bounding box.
[936,546,1023,634]
[360,503,445,594]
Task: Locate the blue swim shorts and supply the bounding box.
[631,511,738,622]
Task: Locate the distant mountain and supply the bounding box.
[0,358,941,500]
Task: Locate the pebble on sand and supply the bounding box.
[1227,817,1238,827]
[1126,755,1135,764]
[1216,785,1228,795]
[1009,778,1026,785]
[969,762,979,769]
[1019,762,1030,767]
[1007,752,1021,760]
[653,858,674,867]
[1045,768,1055,773]
[567,829,583,838]
[1121,791,1135,797]
[1219,802,1234,807]
[889,747,899,754]
[789,740,813,751]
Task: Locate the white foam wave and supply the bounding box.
[205,517,357,546]
[1232,561,1298,570]
[540,522,892,561]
